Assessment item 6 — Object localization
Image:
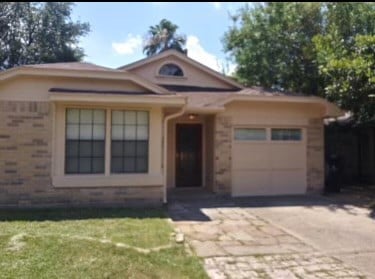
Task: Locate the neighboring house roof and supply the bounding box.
[118,49,244,90]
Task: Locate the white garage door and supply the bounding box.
[232,128,306,197]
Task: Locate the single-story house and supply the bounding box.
[0,50,342,207]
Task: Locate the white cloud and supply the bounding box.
[186,35,236,75]
[211,2,222,9]
[111,34,236,75]
[227,63,237,76]
[112,34,142,55]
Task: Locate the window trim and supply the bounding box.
[52,105,161,188]
[271,128,303,142]
[158,63,184,77]
[65,108,106,175]
[233,127,267,142]
[110,110,149,174]
[63,107,151,176]
[233,126,304,143]
[155,61,187,80]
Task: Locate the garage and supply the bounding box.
[231,127,307,196]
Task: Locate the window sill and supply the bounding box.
[155,75,187,80]
[52,173,163,188]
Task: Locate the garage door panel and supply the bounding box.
[232,128,306,196]
[232,170,271,196]
[270,170,306,194]
[232,144,269,169]
[270,144,305,168]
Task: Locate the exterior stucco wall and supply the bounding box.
[128,56,235,89]
[0,100,162,207]
[0,76,148,101]
[306,118,325,193]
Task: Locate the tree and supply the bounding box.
[315,35,375,122]
[223,2,375,121]
[0,2,90,70]
[314,3,375,122]
[223,3,323,95]
[143,19,186,56]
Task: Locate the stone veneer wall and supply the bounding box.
[0,101,162,207]
[214,115,232,194]
[306,118,325,193]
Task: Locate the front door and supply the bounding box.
[175,124,202,187]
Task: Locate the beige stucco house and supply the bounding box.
[0,50,342,207]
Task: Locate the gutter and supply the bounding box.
[162,101,187,204]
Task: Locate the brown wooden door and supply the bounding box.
[175,124,202,187]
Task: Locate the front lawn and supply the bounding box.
[0,208,207,279]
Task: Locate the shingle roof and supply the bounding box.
[178,87,307,109]
[178,92,233,108]
[18,61,307,107]
[24,62,118,72]
[238,87,305,97]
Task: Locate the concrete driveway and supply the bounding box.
[168,193,374,279]
[244,195,375,279]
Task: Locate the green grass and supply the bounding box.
[0,208,208,279]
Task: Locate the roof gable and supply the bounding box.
[118,50,243,91]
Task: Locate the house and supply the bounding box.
[0,50,342,207]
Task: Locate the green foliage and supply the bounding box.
[0,2,90,70]
[315,35,375,122]
[0,208,208,278]
[223,3,323,94]
[143,19,186,56]
[314,3,375,122]
[223,2,375,121]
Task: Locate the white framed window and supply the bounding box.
[65,109,105,174]
[271,128,302,141]
[234,128,267,141]
[65,108,149,175]
[111,110,149,173]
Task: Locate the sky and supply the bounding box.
[71,2,248,73]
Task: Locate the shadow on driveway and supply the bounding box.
[168,191,375,222]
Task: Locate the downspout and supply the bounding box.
[163,101,187,204]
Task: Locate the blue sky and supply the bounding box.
[71,2,247,73]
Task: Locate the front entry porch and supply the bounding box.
[175,123,202,187]
[166,113,215,191]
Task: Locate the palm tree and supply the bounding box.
[143,19,186,56]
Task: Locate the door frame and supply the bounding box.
[173,121,205,188]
